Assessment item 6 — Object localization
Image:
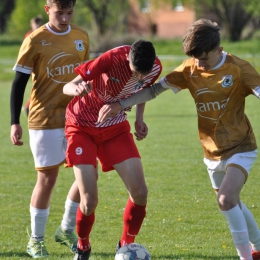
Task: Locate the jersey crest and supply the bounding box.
[221,75,233,88]
[74,40,84,51]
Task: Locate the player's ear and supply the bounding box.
[44,5,50,15]
[126,54,129,61]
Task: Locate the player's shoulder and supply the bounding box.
[110,45,130,55]
[225,52,249,66]
[105,45,130,62]
[26,25,47,40]
[70,24,89,36]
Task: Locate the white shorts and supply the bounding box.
[204,149,258,189]
[29,128,67,170]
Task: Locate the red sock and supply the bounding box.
[76,207,95,251]
[120,198,146,246]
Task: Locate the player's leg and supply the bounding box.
[55,129,80,253]
[54,180,79,253]
[97,121,147,247]
[241,202,260,259]
[205,150,259,260]
[73,164,97,260]
[64,125,98,260]
[28,167,59,258]
[114,158,148,247]
[89,121,148,250]
[218,166,252,259]
[28,129,71,257]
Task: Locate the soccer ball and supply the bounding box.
[115,243,151,260]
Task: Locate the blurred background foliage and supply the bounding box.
[0,0,260,52]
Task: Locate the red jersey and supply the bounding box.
[66,45,162,127]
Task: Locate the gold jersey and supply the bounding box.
[160,52,260,160]
[13,23,89,130]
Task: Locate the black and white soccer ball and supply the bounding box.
[115,243,151,260]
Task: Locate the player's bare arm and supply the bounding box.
[134,103,148,141]
[98,102,122,122]
[63,75,92,97]
[98,82,167,123]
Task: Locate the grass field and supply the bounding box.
[1,39,260,259]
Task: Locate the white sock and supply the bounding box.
[61,197,79,232]
[30,205,50,242]
[222,204,252,260]
[241,202,260,251]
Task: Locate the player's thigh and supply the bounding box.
[114,158,147,198]
[29,128,66,169]
[73,164,98,206]
[220,149,258,196]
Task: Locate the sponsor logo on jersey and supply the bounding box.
[221,75,233,88]
[74,40,84,51]
[41,40,51,46]
[46,52,81,83]
[195,88,229,121]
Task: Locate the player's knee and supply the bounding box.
[217,194,237,211]
[81,198,98,214]
[131,185,148,204]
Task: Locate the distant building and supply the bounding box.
[128,0,195,38]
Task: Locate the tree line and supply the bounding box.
[0,0,260,43]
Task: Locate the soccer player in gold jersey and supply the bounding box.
[10,0,89,258]
[98,19,260,260]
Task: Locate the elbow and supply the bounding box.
[63,84,69,95]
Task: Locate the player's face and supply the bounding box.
[128,60,149,81]
[45,3,74,32]
[195,47,223,70]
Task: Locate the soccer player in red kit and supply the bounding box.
[63,39,162,260]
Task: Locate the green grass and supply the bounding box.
[1,40,260,259]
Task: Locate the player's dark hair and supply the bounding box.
[129,39,156,74]
[182,19,220,57]
[47,0,76,9]
[31,15,43,25]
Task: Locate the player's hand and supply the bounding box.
[10,124,24,146]
[76,81,92,97]
[98,102,122,122]
[134,119,148,141]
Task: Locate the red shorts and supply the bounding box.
[65,121,140,172]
